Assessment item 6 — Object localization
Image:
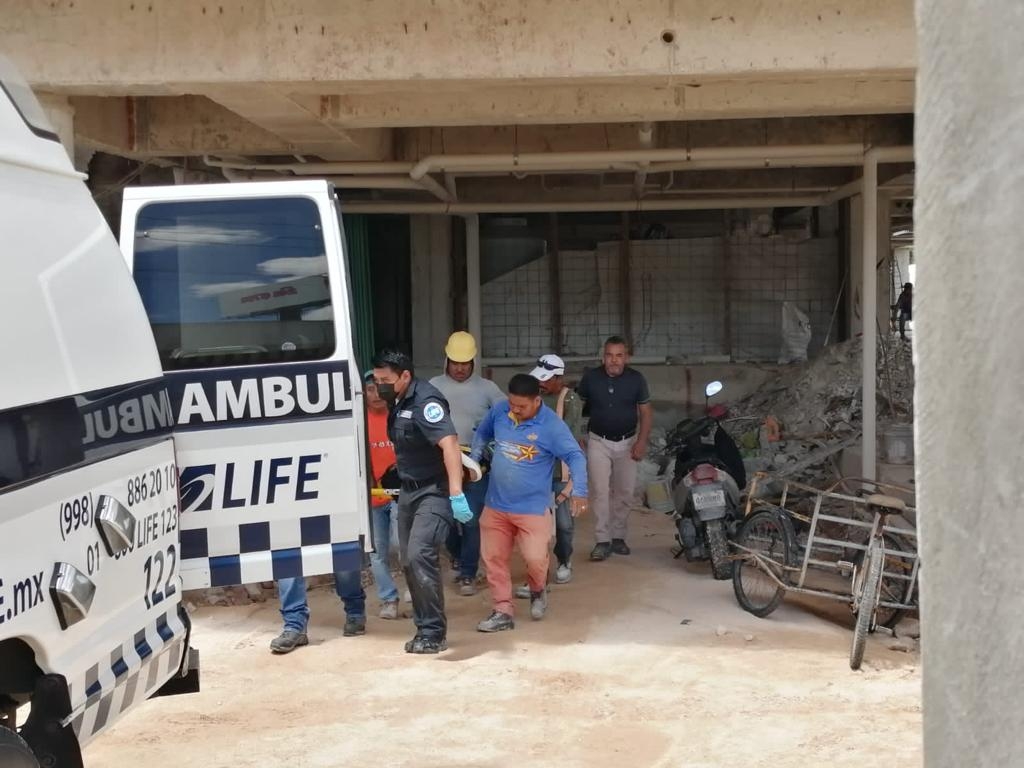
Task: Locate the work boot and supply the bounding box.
[405,635,448,654]
[379,600,399,620]
[555,563,573,584]
[476,611,515,633]
[590,542,612,561]
[343,616,366,637]
[514,584,531,599]
[611,539,631,556]
[458,577,477,597]
[269,629,308,654]
[530,589,548,621]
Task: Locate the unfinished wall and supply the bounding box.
[916,1,1024,766]
[481,235,838,361]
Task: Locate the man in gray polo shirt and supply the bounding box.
[576,335,653,561]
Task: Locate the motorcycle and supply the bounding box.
[664,381,747,580]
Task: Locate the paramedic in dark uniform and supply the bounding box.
[371,349,472,654]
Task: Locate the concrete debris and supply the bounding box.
[887,636,919,653]
[734,337,914,484]
[716,625,729,637]
[897,618,921,639]
[744,634,756,642]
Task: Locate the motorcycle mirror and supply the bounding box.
[705,380,724,398]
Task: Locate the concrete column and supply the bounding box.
[464,214,482,352]
[848,195,865,337]
[876,194,893,334]
[35,92,75,163]
[409,215,453,370]
[917,1,1024,766]
[861,154,877,480]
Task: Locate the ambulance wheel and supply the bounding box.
[0,726,40,768]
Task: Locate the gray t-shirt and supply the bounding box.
[577,366,650,438]
[428,373,506,445]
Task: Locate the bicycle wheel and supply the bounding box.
[732,510,796,618]
[850,542,884,670]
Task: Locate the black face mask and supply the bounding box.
[377,382,399,405]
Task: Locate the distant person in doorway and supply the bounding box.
[429,331,505,596]
[897,282,913,341]
[577,336,653,561]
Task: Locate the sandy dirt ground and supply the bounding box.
[85,510,922,768]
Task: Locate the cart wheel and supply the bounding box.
[732,509,796,618]
[850,542,884,670]
[706,520,732,580]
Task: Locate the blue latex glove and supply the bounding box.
[450,493,472,524]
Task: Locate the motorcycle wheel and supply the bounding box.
[706,520,732,580]
[732,510,797,617]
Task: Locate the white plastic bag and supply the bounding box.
[778,301,812,364]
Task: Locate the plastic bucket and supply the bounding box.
[881,422,914,465]
[646,477,676,513]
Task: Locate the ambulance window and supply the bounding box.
[132,197,336,370]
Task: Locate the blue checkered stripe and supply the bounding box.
[179,513,363,588]
[62,609,187,746]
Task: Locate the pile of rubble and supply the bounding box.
[732,336,915,485]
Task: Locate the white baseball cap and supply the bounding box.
[530,353,566,382]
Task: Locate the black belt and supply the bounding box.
[590,429,637,443]
[401,476,446,491]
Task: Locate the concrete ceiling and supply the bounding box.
[1,0,916,205]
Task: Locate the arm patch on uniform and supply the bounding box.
[423,402,446,423]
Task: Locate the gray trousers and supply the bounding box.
[397,485,453,640]
[587,433,638,543]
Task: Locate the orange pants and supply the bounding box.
[480,506,551,616]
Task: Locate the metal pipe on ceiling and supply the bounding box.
[337,196,824,214]
[204,156,415,174]
[407,143,866,179]
[205,143,866,179]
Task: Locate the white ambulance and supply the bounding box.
[0,57,369,767]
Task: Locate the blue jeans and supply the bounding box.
[278,571,365,632]
[552,480,575,567]
[369,502,400,602]
[445,474,488,579]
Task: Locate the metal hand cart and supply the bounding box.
[731,474,920,669]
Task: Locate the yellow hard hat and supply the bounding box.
[444,331,477,363]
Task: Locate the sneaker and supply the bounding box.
[404,635,448,654]
[476,611,515,633]
[555,563,573,584]
[379,600,399,620]
[458,577,477,597]
[343,616,366,637]
[530,589,548,621]
[514,584,531,599]
[403,589,412,604]
[269,629,308,654]
[611,539,631,556]
[590,542,612,561]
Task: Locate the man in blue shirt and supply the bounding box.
[470,374,588,632]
